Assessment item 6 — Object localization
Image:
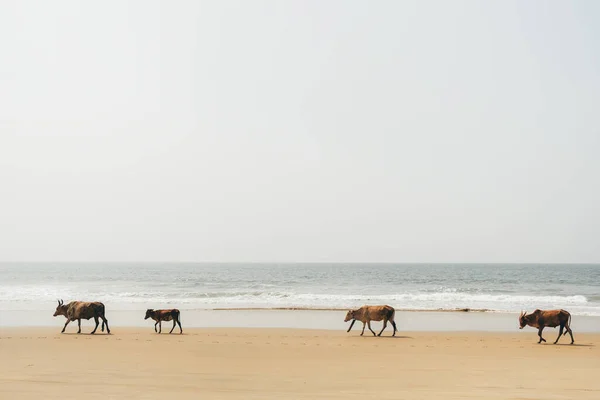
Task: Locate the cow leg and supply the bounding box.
[347,319,356,333]
[154,321,159,333]
[102,317,110,334]
[367,321,376,337]
[391,321,398,336]
[177,319,183,334]
[566,326,575,344]
[537,327,546,343]
[169,319,176,334]
[61,319,71,333]
[91,316,99,334]
[378,320,387,336]
[77,318,81,334]
[360,322,366,336]
[158,321,162,334]
[554,325,564,344]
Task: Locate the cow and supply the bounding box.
[144,309,183,334]
[519,309,574,344]
[53,299,110,334]
[344,305,397,336]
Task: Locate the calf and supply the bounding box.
[144,309,183,334]
[519,309,574,344]
[53,299,110,334]
[344,305,397,336]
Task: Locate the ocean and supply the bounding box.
[1,263,599,316]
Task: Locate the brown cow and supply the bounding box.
[519,309,574,344]
[344,305,397,336]
[144,309,183,334]
[53,299,110,334]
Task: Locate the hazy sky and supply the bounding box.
[1,1,599,263]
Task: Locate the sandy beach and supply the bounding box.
[1,327,598,400]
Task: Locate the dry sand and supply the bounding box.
[0,327,598,399]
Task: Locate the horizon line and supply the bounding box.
[1,261,599,265]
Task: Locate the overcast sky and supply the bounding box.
[1,1,599,263]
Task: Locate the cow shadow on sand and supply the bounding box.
[377,335,413,339]
[348,335,414,340]
[552,343,594,347]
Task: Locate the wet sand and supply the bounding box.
[3,308,600,332]
[1,327,598,399]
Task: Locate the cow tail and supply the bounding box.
[390,308,396,322]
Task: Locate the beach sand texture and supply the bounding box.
[1,327,598,399]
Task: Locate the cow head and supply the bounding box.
[519,310,528,329]
[144,309,154,320]
[344,309,355,322]
[53,299,67,317]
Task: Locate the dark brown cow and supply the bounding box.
[144,309,183,334]
[344,305,397,336]
[519,309,574,344]
[53,299,110,334]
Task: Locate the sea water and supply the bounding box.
[1,263,598,316]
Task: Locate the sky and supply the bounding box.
[1,1,599,263]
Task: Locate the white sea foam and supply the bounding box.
[1,288,598,315]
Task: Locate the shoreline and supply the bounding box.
[2,308,599,332]
[6,305,599,314]
[1,327,599,399]
[211,306,494,312]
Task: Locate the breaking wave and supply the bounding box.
[1,287,598,315]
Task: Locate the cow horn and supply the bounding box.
[60,299,64,306]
